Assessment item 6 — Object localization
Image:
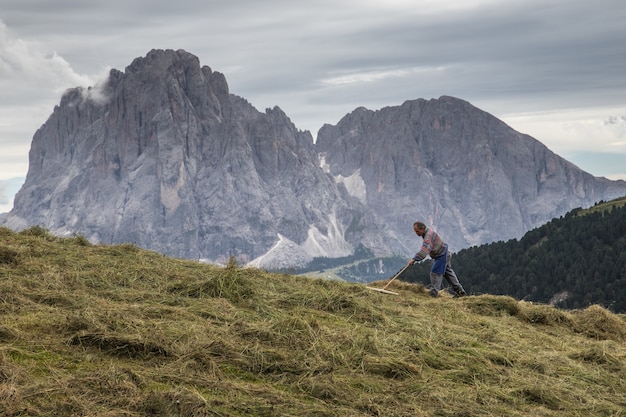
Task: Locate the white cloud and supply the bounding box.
[321,66,448,86]
[501,108,626,156]
[604,115,626,139]
[500,108,626,180]
[0,20,105,181]
[0,18,108,216]
[0,21,92,98]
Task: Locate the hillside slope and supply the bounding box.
[1,227,625,416]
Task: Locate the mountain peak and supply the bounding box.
[126,48,200,73]
[4,50,626,269]
[5,49,375,267]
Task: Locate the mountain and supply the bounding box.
[316,97,626,255]
[3,49,385,268]
[3,49,626,269]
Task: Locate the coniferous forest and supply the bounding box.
[403,198,626,312]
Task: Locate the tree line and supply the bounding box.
[403,199,626,312]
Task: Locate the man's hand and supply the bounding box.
[408,259,415,266]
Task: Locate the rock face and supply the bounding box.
[316,97,626,253]
[5,49,626,268]
[7,49,383,267]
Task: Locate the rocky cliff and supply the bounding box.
[4,49,626,269]
[6,49,384,267]
[316,97,626,254]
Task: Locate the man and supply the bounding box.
[408,221,466,297]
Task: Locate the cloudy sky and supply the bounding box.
[1,0,625,213]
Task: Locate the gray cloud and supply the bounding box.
[0,0,625,190]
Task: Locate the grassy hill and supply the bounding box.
[1,227,626,416]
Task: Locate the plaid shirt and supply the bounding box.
[413,228,445,261]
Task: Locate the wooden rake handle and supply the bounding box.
[381,263,412,290]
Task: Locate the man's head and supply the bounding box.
[413,221,426,237]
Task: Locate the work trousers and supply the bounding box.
[430,249,464,295]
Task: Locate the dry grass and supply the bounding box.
[1,226,626,416]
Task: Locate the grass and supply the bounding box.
[580,196,626,215]
[1,226,625,416]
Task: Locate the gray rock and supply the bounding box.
[316,96,626,254]
[4,50,626,270]
[6,49,379,267]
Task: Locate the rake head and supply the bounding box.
[365,286,399,295]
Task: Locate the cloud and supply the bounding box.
[321,66,448,86]
[1,0,626,183]
[0,19,106,181]
[502,108,626,151]
[499,107,626,182]
[0,21,93,99]
[604,115,626,139]
[72,76,113,106]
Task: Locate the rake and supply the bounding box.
[366,263,411,295]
